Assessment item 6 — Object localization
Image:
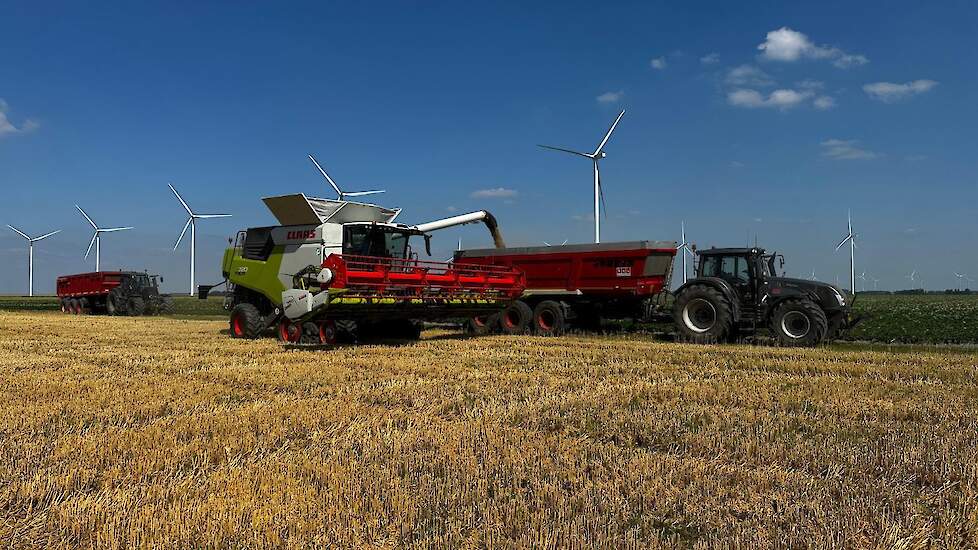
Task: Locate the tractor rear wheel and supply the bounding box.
[466,314,499,335]
[532,300,566,336]
[769,299,828,347]
[499,301,533,335]
[127,296,145,316]
[229,303,262,339]
[673,284,735,344]
[106,289,125,315]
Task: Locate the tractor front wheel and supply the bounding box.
[229,303,263,339]
[769,299,828,347]
[673,285,735,344]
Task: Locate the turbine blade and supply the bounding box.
[173,218,192,250]
[32,229,61,241]
[537,144,592,158]
[7,225,29,240]
[99,227,133,233]
[194,214,232,219]
[308,154,343,199]
[76,205,98,229]
[593,109,625,156]
[343,190,385,197]
[85,233,97,259]
[834,234,852,250]
[543,241,551,246]
[168,183,194,216]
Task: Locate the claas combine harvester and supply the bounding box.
[208,193,524,346]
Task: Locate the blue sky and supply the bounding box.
[1,1,976,294]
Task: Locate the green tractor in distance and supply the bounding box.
[672,247,856,346]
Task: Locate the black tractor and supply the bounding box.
[107,272,174,316]
[672,248,855,346]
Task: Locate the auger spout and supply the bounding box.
[413,211,506,248]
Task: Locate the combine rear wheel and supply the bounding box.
[318,320,339,346]
[532,300,566,336]
[229,303,262,339]
[499,301,533,335]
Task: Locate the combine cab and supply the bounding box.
[215,193,523,345]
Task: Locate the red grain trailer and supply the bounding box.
[56,271,173,316]
[454,241,677,335]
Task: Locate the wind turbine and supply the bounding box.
[543,239,569,246]
[76,205,132,272]
[169,184,232,296]
[834,210,857,294]
[906,269,919,290]
[677,221,695,284]
[871,276,880,291]
[810,269,817,281]
[954,272,965,290]
[308,154,384,201]
[7,225,60,296]
[857,271,868,292]
[538,109,625,243]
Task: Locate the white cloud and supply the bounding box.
[728,88,814,110]
[596,90,624,104]
[0,99,38,138]
[863,80,938,103]
[757,27,868,68]
[470,187,518,199]
[650,56,667,70]
[820,139,879,160]
[730,161,745,168]
[700,53,720,65]
[797,79,824,90]
[813,96,837,110]
[725,65,775,87]
[445,206,458,213]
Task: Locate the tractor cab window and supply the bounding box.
[701,255,751,284]
[343,225,411,259]
[133,274,151,289]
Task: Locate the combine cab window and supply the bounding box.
[343,226,411,259]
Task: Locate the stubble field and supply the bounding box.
[1,310,977,548]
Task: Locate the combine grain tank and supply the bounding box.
[455,241,677,335]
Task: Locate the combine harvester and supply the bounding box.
[211,193,524,345]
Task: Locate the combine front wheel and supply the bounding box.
[277,318,302,343]
[317,321,338,346]
[229,303,262,339]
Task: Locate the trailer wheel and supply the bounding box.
[60,299,69,314]
[769,299,828,347]
[673,284,734,344]
[229,303,262,339]
[467,314,499,336]
[69,299,81,315]
[277,318,301,343]
[127,296,145,316]
[533,301,566,336]
[499,301,533,335]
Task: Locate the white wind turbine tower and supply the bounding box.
[7,225,60,296]
[954,272,965,290]
[871,276,880,291]
[76,205,132,272]
[169,184,232,296]
[906,269,919,289]
[308,154,384,200]
[857,271,868,292]
[834,210,857,294]
[539,109,626,243]
[810,269,817,281]
[677,221,695,284]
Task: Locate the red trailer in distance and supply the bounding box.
[454,241,677,335]
[56,271,173,316]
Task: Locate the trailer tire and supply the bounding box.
[673,284,734,344]
[769,299,828,347]
[533,301,566,336]
[68,299,81,315]
[127,296,145,316]
[60,299,69,314]
[229,303,262,339]
[467,314,499,336]
[499,301,533,335]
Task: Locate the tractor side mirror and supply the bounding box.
[159,277,164,284]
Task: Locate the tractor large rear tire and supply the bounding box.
[229,303,263,339]
[769,299,828,347]
[107,288,126,315]
[127,297,145,317]
[673,284,735,344]
[499,301,533,335]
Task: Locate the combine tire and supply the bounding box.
[318,320,339,345]
[229,303,263,339]
[499,301,533,335]
[769,299,827,347]
[673,285,734,344]
[532,300,566,336]
[276,318,301,343]
[466,314,499,336]
[127,296,145,316]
